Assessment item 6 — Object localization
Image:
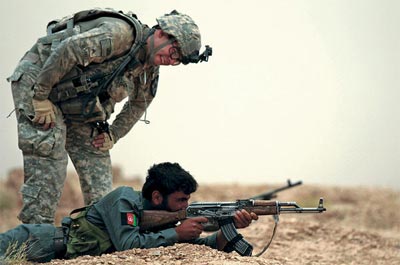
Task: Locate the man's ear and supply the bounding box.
[151,190,163,206]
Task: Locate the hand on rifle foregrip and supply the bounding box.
[233,209,259,229]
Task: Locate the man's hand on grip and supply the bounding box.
[175,217,208,241]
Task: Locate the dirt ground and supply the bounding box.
[0,168,399,264]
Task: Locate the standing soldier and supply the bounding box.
[7,8,212,224]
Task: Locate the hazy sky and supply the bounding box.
[0,0,399,189]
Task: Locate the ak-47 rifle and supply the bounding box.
[251,179,303,200]
[139,197,326,257]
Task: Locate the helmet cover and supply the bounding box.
[156,10,201,58]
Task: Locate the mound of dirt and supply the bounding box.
[1,169,399,264]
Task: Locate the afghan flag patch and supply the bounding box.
[121,212,138,226]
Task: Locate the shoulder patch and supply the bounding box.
[121,212,138,226]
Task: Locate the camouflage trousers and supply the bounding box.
[9,58,113,224]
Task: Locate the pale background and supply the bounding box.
[0,0,399,189]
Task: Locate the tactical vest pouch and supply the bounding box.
[44,8,145,121]
[58,95,106,122]
[65,206,113,259]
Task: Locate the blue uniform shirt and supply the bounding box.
[87,186,218,251]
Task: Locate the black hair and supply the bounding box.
[142,162,198,200]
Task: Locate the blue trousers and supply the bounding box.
[0,224,57,263]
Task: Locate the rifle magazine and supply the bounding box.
[219,219,253,256]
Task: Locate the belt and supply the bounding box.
[54,226,68,258]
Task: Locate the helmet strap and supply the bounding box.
[146,31,175,65]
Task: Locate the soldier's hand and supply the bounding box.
[233,209,258,229]
[92,132,114,151]
[32,98,57,130]
[175,217,208,241]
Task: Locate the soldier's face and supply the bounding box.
[165,191,191,211]
[152,30,181,66]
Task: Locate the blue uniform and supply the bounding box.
[0,186,217,262]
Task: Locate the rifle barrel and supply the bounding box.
[250,179,303,200]
[278,198,326,213]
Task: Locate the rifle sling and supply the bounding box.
[253,214,279,257]
[82,26,155,118]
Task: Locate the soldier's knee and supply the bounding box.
[18,184,56,224]
[18,211,54,224]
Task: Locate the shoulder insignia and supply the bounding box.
[121,212,138,226]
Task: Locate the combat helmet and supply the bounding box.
[156,10,212,64]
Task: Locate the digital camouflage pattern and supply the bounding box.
[33,16,133,100]
[156,10,201,57]
[8,9,159,224]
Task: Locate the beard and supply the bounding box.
[152,194,171,211]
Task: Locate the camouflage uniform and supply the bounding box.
[0,186,217,263]
[8,9,161,224]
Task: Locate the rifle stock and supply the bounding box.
[140,209,186,231]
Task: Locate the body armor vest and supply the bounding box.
[40,8,151,122]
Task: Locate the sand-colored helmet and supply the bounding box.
[156,10,201,61]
